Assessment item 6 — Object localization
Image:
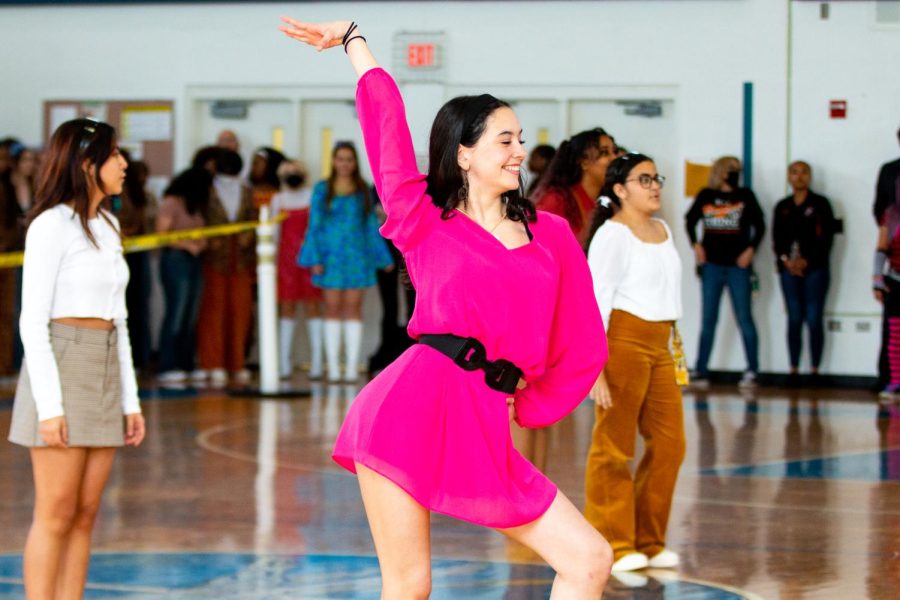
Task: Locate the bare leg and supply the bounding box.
[323,289,342,320]
[279,302,297,319]
[341,289,364,321]
[56,447,116,600]
[498,491,612,599]
[356,463,431,599]
[24,448,87,599]
[302,299,323,319]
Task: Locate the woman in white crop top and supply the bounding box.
[8,118,145,598]
[582,153,686,574]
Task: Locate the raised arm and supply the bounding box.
[279,18,378,79]
[280,18,435,252]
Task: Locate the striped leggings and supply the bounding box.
[885,279,900,386]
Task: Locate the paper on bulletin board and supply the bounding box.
[121,107,172,142]
[50,105,78,133]
[684,160,712,198]
[119,140,143,161]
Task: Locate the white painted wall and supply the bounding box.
[0,0,897,376]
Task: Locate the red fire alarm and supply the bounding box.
[407,43,436,68]
[830,100,847,119]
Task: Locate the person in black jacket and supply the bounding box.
[685,155,765,388]
[873,128,900,223]
[773,161,836,380]
[874,128,900,388]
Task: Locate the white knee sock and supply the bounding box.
[307,317,323,378]
[279,317,296,378]
[323,319,342,383]
[342,319,363,382]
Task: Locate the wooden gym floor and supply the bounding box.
[0,377,897,598]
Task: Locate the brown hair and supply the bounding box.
[29,118,119,246]
[325,141,371,216]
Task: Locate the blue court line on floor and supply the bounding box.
[700,449,900,481]
[0,552,751,599]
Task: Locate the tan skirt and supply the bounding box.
[8,322,124,448]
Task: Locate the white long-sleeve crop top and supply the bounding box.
[587,218,683,331]
[19,203,141,420]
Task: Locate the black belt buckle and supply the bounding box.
[422,334,523,395]
[483,358,523,395]
[452,337,487,372]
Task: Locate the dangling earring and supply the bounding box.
[458,172,469,203]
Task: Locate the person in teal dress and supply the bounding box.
[299,141,394,382]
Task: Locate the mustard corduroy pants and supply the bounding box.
[584,309,686,560]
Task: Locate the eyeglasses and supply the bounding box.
[625,174,666,189]
[78,119,100,152]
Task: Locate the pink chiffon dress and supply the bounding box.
[332,68,608,528]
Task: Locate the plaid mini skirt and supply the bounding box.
[8,322,125,448]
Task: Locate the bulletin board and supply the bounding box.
[43,100,175,178]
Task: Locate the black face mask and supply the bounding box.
[284,174,304,188]
[725,170,740,189]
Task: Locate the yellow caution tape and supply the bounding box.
[0,214,284,269]
[0,251,23,270]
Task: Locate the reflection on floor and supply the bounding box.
[0,553,750,598]
[0,378,897,599]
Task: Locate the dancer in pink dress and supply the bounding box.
[281,17,612,598]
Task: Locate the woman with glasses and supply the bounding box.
[8,119,145,598]
[281,18,612,598]
[533,128,616,249]
[583,154,685,574]
[685,156,765,388]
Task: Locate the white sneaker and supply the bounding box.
[647,548,680,568]
[231,369,252,384]
[209,368,228,386]
[157,370,187,383]
[610,572,649,588]
[738,370,757,389]
[611,552,648,572]
[190,369,208,382]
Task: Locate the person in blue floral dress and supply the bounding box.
[299,141,394,382]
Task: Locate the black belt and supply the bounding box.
[418,334,523,394]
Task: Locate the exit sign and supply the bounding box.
[407,43,436,68]
[394,32,445,82]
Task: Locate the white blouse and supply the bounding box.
[587,218,683,331]
[271,188,312,213]
[19,204,141,420]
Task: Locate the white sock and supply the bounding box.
[342,320,363,382]
[279,317,296,378]
[323,319,342,382]
[307,317,323,378]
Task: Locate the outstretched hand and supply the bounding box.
[279,17,352,52]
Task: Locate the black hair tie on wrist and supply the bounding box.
[341,22,358,46]
[344,35,367,53]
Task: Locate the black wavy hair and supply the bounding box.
[164,166,213,216]
[215,148,244,176]
[251,147,286,189]
[584,152,654,249]
[535,127,610,224]
[426,94,535,224]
